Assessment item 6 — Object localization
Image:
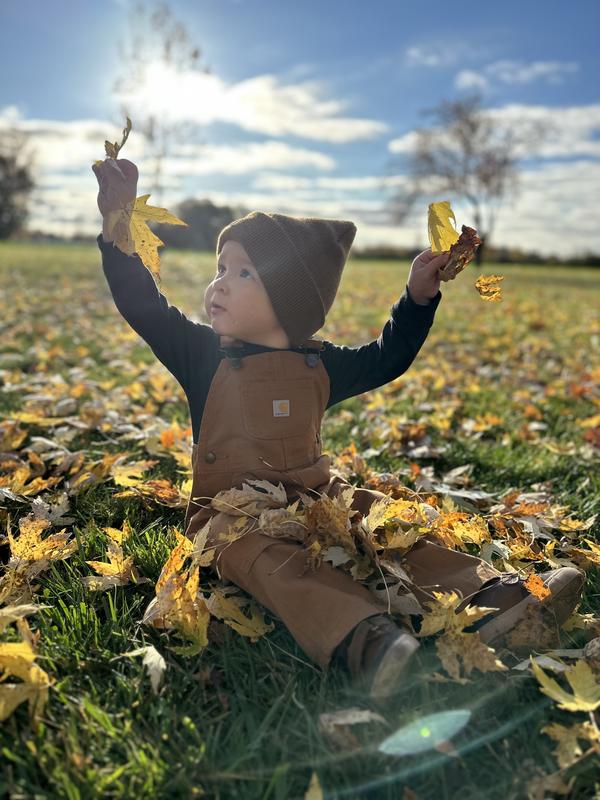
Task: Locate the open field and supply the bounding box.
[0,240,599,799]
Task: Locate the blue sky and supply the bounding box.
[1,0,599,257]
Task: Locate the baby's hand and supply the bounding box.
[407,248,451,305]
[92,158,138,243]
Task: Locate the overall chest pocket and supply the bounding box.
[240,379,319,440]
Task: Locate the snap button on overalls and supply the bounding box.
[183,335,502,670]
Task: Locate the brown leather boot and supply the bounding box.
[336,613,420,700]
[463,567,586,647]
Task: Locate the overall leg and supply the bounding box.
[204,511,387,670]
[326,481,502,611]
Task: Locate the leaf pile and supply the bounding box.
[0,241,598,796]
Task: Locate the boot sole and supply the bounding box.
[368,633,421,699]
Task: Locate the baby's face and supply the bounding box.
[204,240,291,348]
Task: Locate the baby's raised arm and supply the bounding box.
[92,159,213,394]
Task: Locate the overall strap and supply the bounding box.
[217,335,325,369]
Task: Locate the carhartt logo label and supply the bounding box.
[273,399,290,417]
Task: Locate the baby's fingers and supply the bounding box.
[422,248,450,264]
[92,158,138,187]
[116,158,139,184]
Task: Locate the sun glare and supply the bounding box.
[117,59,226,123]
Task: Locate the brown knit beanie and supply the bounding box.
[216,211,357,348]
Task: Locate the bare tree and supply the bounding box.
[383,93,556,266]
[111,0,212,205]
[0,127,36,239]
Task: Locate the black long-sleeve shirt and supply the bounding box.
[96,233,442,445]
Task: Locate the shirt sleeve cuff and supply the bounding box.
[97,231,137,259]
[404,284,442,309]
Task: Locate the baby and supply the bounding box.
[93,158,586,699]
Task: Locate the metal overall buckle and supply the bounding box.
[219,337,245,369]
[299,337,324,368]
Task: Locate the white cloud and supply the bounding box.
[112,62,388,143]
[253,174,405,192]
[2,100,599,258]
[404,47,448,68]
[0,108,337,177]
[485,103,600,159]
[455,59,579,92]
[167,141,335,174]
[454,71,489,91]
[387,130,421,155]
[387,102,600,160]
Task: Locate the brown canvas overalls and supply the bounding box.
[183,336,501,670]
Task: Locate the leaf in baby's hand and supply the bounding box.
[104,116,132,160]
[95,116,188,279]
[106,194,188,280]
[428,201,460,253]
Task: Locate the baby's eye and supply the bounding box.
[216,265,253,279]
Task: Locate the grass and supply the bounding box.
[0,239,599,799]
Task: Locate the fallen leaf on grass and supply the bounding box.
[0,638,53,723]
[114,645,166,695]
[8,517,77,564]
[142,529,210,655]
[304,771,324,800]
[541,720,600,769]
[530,656,600,711]
[318,707,386,749]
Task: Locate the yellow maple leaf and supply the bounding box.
[83,538,141,591]
[206,587,274,642]
[428,201,460,253]
[530,657,600,711]
[0,639,52,723]
[8,518,77,563]
[104,194,188,280]
[569,538,600,568]
[102,520,134,546]
[111,458,158,488]
[436,630,507,682]
[142,531,210,654]
[414,591,507,681]
[541,720,600,769]
[417,590,499,637]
